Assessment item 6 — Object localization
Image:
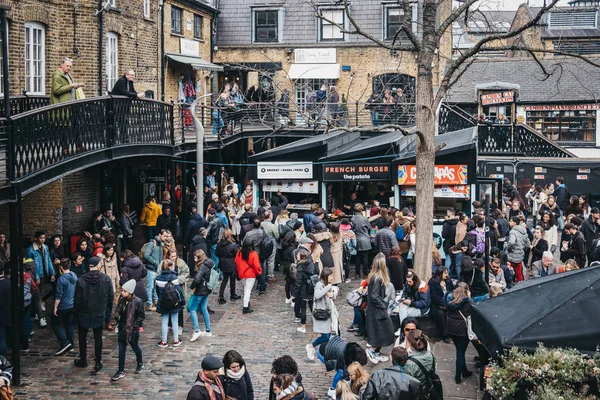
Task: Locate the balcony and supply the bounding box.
[477,124,575,157]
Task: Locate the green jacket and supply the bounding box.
[50,69,74,104]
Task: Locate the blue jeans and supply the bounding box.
[188,295,210,332]
[161,312,179,342]
[51,307,74,348]
[445,253,452,269]
[450,335,470,380]
[146,270,158,306]
[452,252,464,279]
[118,332,142,372]
[210,243,219,269]
[258,261,267,292]
[370,111,379,126]
[146,226,157,242]
[312,333,330,348]
[353,307,366,334]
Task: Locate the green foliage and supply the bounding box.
[486,344,600,399]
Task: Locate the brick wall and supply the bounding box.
[62,169,100,235]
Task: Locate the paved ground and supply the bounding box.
[14,272,484,399]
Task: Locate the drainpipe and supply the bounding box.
[97,0,104,95]
[160,0,165,101]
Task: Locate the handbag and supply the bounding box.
[0,385,13,400]
[313,309,331,320]
[345,290,362,307]
[459,310,477,341]
[408,355,443,400]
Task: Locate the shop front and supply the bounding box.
[522,104,598,144]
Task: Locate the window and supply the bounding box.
[254,10,279,43]
[194,14,203,39]
[320,9,344,41]
[144,0,150,18]
[171,6,182,34]
[106,32,118,92]
[24,22,45,95]
[385,4,417,41]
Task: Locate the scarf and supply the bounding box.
[226,365,246,380]
[276,380,299,400]
[200,370,225,400]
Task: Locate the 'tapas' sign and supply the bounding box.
[323,163,391,182]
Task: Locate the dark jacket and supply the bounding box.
[442,217,459,252]
[157,213,178,234]
[215,240,239,273]
[155,270,185,314]
[207,217,225,245]
[293,259,317,300]
[375,227,398,257]
[554,185,568,211]
[362,366,421,400]
[186,213,208,245]
[429,276,454,308]
[302,212,317,234]
[114,295,145,342]
[188,235,209,270]
[111,75,138,98]
[55,271,78,310]
[190,258,215,297]
[322,334,347,372]
[119,256,148,302]
[74,270,114,319]
[580,215,599,255]
[403,282,431,312]
[0,275,11,327]
[366,277,395,348]
[460,268,489,298]
[446,297,472,337]
[531,239,549,264]
[386,257,407,292]
[187,373,224,400]
[564,230,587,268]
[220,369,254,400]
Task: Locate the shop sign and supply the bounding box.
[322,163,390,182]
[579,168,591,173]
[262,180,319,194]
[397,165,468,186]
[577,175,588,180]
[516,115,525,123]
[401,185,470,199]
[534,175,545,180]
[294,48,336,64]
[257,162,313,180]
[489,174,504,179]
[180,38,199,57]
[481,91,514,105]
[524,104,600,111]
[139,169,166,184]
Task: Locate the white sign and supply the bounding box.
[294,48,336,64]
[180,38,199,57]
[401,185,470,199]
[257,162,313,180]
[262,180,319,194]
[433,224,446,261]
[186,18,192,31]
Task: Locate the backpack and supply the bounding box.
[370,224,379,245]
[206,265,220,291]
[139,240,155,264]
[306,274,317,296]
[408,356,443,400]
[0,385,13,400]
[161,277,183,311]
[259,228,275,261]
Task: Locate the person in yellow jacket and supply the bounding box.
[140,196,162,241]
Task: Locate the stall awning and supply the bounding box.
[288,63,340,79]
[165,53,224,72]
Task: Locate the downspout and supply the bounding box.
[160,0,165,101]
[97,0,104,95]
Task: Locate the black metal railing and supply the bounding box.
[438,103,476,134]
[0,95,50,117]
[8,96,174,181]
[478,124,574,157]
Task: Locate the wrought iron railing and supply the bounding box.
[478,124,574,157]
[0,95,50,117]
[8,96,174,181]
[438,103,476,134]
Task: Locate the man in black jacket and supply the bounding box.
[442,209,458,268]
[74,257,114,372]
[185,206,208,247]
[562,223,587,268]
[580,208,600,266]
[111,70,144,98]
[187,356,225,400]
[363,346,421,400]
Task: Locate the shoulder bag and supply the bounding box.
[408,355,443,400]
[459,310,477,341]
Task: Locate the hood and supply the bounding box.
[146,202,161,211]
[192,235,207,245]
[444,218,459,226]
[153,236,163,244]
[512,224,528,236]
[122,256,143,269]
[82,270,103,284]
[190,213,204,222]
[63,271,78,284]
[23,258,36,273]
[314,231,332,241]
[340,223,352,231]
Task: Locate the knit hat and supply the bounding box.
[201,356,224,371]
[212,193,219,200]
[370,207,380,217]
[122,279,136,294]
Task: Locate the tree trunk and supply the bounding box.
[413,54,435,282]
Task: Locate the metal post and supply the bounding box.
[170,159,177,234]
[355,101,359,127]
[484,193,491,285]
[191,94,212,217]
[182,160,188,260]
[9,184,23,385]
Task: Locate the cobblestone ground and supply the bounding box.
[16,272,483,399]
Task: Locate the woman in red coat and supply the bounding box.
[235,241,262,314]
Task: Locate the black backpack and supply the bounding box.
[259,228,275,261]
[161,276,183,311]
[408,356,443,400]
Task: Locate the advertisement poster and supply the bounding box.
[398,165,468,186]
[401,185,470,199]
[262,180,319,194]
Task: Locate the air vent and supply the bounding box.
[548,11,597,28]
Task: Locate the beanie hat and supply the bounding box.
[122,279,136,294]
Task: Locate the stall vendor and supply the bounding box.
[343,192,360,213]
[373,185,392,206]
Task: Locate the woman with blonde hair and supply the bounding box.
[432,243,442,274]
[365,253,394,364]
[346,361,369,397]
[335,380,359,400]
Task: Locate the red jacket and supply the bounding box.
[92,243,103,257]
[235,250,262,279]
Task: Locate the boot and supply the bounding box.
[243,307,254,314]
[218,297,227,305]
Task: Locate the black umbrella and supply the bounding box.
[471,265,600,359]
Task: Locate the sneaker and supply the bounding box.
[366,349,379,364]
[294,317,301,323]
[231,294,241,300]
[178,326,183,336]
[136,363,145,373]
[69,346,76,352]
[291,302,295,308]
[306,344,315,361]
[41,303,46,312]
[218,298,227,305]
[347,324,359,332]
[20,347,30,353]
[327,387,336,399]
[173,340,183,347]
[258,291,266,296]
[243,307,254,314]
[33,315,39,321]
[146,305,156,311]
[200,331,213,337]
[375,353,389,363]
[190,331,202,342]
[39,318,47,328]
[157,341,168,348]
[29,330,35,336]
[112,371,125,381]
[94,361,103,372]
[55,343,73,356]
[285,298,292,304]
[344,278,352,283]
[297,327,306,334]
[74,359,88,368]
[394,328,402,337]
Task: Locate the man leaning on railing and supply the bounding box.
[50,57,85,104]
[111,70,144,99]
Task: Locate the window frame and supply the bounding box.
[106,32,119,93]
[108,0,116,7]
[194,14,203,39]
[144,0,150,19]
[253,9,280,43]
[319,8,345,42]
[383,3,418,42]
[171,6,183,34]
[24,22,45,95]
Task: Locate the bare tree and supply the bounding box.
[311,0,600,281]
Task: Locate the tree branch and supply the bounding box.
[326,124,424,142]
[435,142,447,153]
[399,0,421,51]
[436,0,479,42]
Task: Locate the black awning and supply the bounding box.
[392,127,477,164]
[221,62,283,72]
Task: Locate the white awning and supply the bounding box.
[288,63,340,79]
[165,53,224,72]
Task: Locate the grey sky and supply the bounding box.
[476,0,571,11]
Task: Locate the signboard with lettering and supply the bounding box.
[524,104,600,111]
[139,169,166,184]
[397,165,468,186]
[322,163,390,182]
[262,180,319,194]
[257,162,313,180]
[481,91,515,105]
[294,48,336,64]
[401,185,470,199]
[180,38,200,57]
